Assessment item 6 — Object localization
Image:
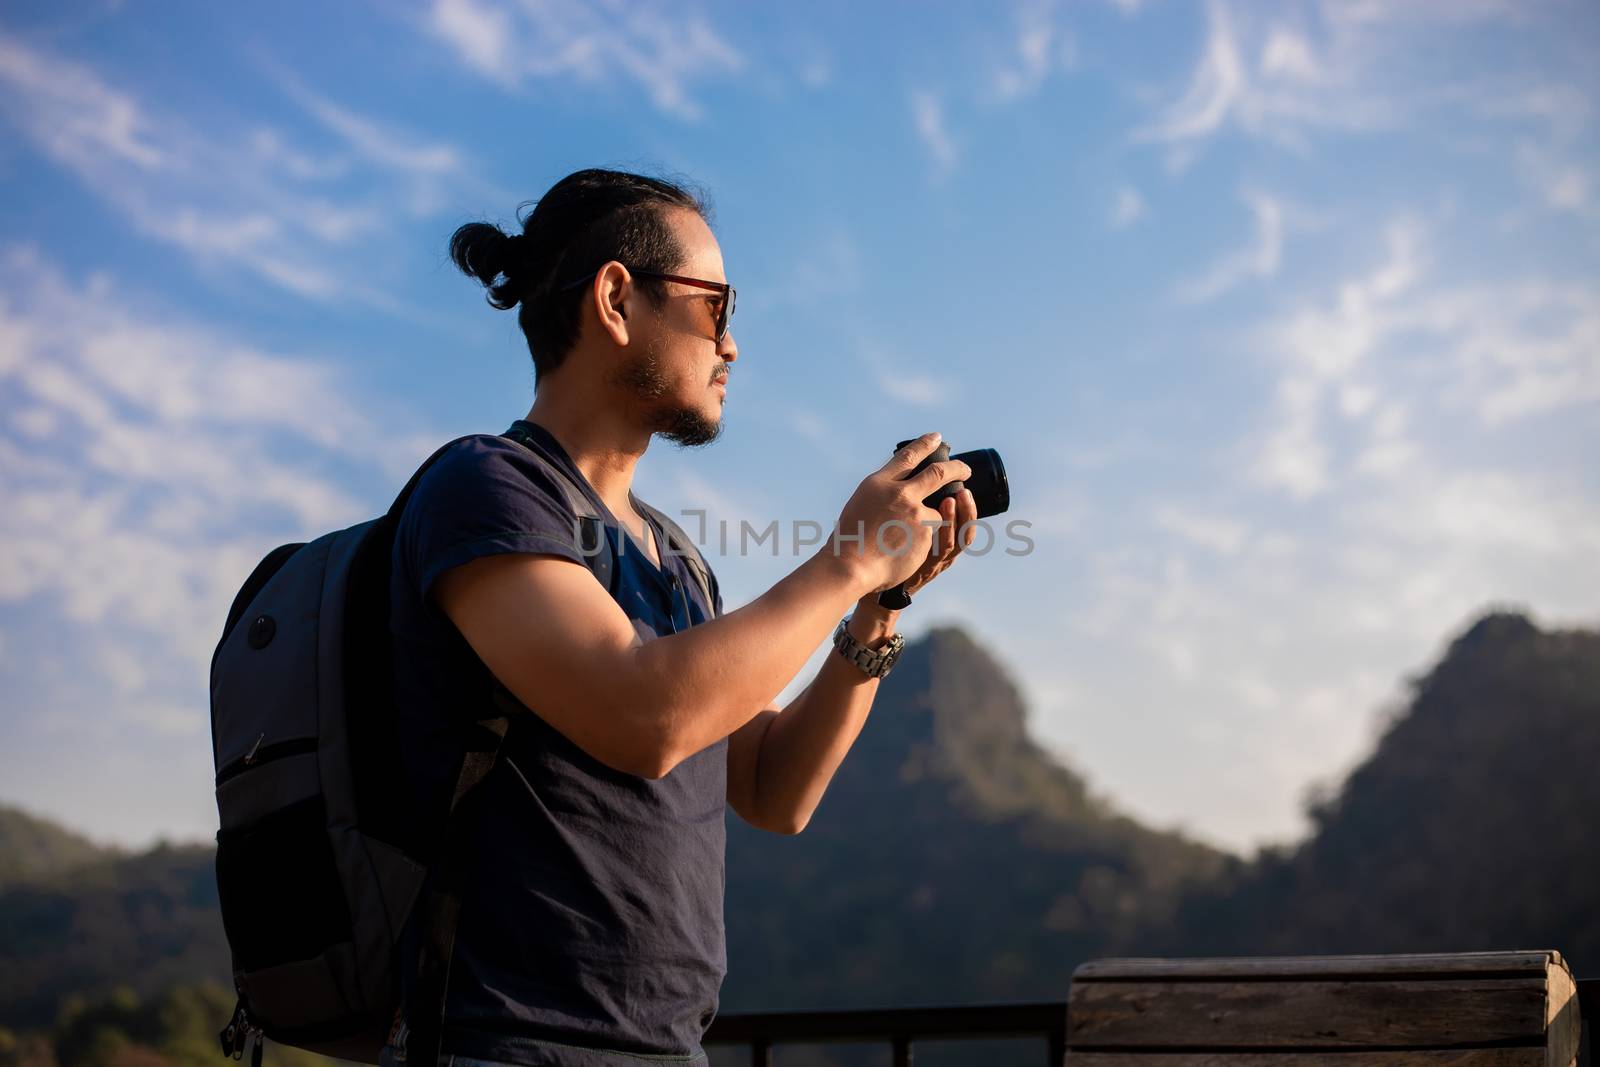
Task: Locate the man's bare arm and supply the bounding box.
[726,599,899,833]
[433,434,966,780]
[726,701,785,830]
[434,546,865,780]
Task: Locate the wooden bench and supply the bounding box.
[1065,950,1580,1065]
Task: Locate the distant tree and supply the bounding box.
[0,1025,59,1067]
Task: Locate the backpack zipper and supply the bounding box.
[219,995,265,1065]
[215,737,318,786]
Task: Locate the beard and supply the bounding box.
[610,336,724,447]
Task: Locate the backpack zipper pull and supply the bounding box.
[219,998,244,1058]
[233,1003,254,1061]
[240,1004,265,1067]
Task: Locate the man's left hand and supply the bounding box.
[900,486,978,600]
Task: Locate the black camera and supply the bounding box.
[877,438,1010,609]
[894,437,1010,519]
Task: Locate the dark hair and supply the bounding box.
[448,168,709,383]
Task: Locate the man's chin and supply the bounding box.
[649,401,723,448]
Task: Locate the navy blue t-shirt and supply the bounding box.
[389,419,727,1066]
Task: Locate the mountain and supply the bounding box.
[721,625,1231,1013]
[1159,610,1600,975]
[0,837,226,1031]
[0,807,118,888]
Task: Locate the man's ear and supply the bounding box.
[593,260,631,347]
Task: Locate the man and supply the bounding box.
[387,168,977,1067]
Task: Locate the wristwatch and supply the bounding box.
[832,616,907,679]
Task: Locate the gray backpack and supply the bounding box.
[209,425,713,1066]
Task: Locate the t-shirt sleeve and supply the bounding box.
[401,438,591,606]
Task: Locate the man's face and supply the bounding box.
[608,208,737,448]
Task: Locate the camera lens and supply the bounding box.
[951,448,1009,519]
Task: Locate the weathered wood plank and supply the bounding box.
[1064,1051,1544,1066]
[1066,978,1549,1047]
[1544,957,1578,1067]
[1073,951,1562,982]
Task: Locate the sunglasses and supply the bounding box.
[558,267,736,343]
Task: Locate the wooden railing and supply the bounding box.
[704,950,1599,1065]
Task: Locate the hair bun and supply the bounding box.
[447,222,530,310]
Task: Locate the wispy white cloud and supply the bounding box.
[991,0,1077,101]
[1464,70,1596,225]
[1176,190,1284,303]
[1359,469,1600,562]
[295,92,459,177]
[1415,281,1600,427]
[0,245,430,663]
[798,54,832,91]
[1259,23,1321,82]
[740,226,863,318]
[910,89,958,174]
[0,30,476,305]
[1475,83,1592,142]
[1153,505,1250,556]
[0,33,166,169]
[1111,185,1146,228]
[422,0,743,122]
[1136,0,1249,147]
[868,346,953,408]
[1514,141,1595,219]
[787,409,831,445]
[783,407,856,472]
[1320,0,1525,33]
[1243,211,1598,509]
[264,63,486,220]
[1131,0,1523,159]
[1248,220,1422,499]
[428,0,514,80]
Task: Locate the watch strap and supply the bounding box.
[876,586,913,610]
[832,617,906,679]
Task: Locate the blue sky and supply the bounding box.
[1,0,1596,855]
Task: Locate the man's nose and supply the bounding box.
[718,330,738,362]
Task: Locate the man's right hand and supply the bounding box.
[828,432,973,595]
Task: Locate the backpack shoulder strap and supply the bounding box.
[496,424,615,596]
[386,434,479,523]
[633,498,718,619]
[386,432,615,597]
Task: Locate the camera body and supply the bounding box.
[892,438,1010,519]
[875,438,1010,610]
